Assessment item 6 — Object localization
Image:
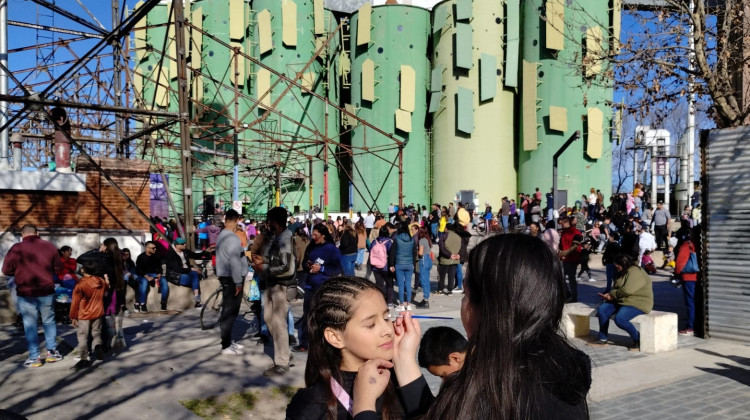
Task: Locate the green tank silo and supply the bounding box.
[518,0,613,203]
[250,0,341,212]
[430,0,516,211]
[349,4,431,212]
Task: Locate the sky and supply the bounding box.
[7,1,699,190]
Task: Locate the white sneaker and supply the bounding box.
[231,341,245,350]
[221,346,244,355]
[588,278,597,282]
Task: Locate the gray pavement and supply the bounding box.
[1,242,749,419]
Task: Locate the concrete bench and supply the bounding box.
[125,276,220,312]
[561,302,678,353]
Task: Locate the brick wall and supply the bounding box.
[0,157,152,231]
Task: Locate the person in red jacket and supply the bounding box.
[675,230,698,336]
[55,245,79,291]
[2,225,64,367]
[558,215,583,302]
[70,261,110,370]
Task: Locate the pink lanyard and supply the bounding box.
[330,377,353,415]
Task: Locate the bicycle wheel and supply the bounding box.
[200,288,223,330]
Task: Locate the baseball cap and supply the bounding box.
[175,237,186,245]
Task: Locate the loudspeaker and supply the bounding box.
[203,195,215,218]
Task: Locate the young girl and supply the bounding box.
[641,250,657,274]
[286,276,425,419]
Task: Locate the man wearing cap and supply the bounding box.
[651,202,671,250]
[165,237,212,308]
[559,215,583,302]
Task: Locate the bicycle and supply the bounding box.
[200,282,260,330]
[199,279,305,330]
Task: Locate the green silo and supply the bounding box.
[430,0,516,211]
[191,0,252,213]
[518,0,613,203]
[349,4,431,212]
[250,0,341,212]
[135,2,189,215]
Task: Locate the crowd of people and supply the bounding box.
[2,181,703,419]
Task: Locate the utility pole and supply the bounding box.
[174,0,195,248]
[0,0,9,170]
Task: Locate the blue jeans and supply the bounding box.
[355,248,366,266]
[605,264,616,292]
[519,209,525,226]
[419,257,433,300]
[137,274,167,304]
[456,263,464,289]
[17,295,57,359]
[682,281,696,330]
[501,215,509,232]
[394,263,414,304]
[431,223,438,239]
[597,302,644,343]
[179,271,201,291]
[341,253,357,276]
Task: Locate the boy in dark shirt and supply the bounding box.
[418,327,468,382]
[577,239,594,282]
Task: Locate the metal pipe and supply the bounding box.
[10,131,22,170]
[174,0,195,248]
[651,147,658,207]
[552,131,581,209]
[398,147,404,209]
[0,0,9,170]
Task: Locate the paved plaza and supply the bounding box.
[1,244,749,419]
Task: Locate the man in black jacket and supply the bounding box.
[165,237,212,308]
[259,207,297,376]
[135,241,166,312]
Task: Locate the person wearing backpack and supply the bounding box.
[675,229,698,336]
[388,223,417,307]
[295,223,341,353]
[370,226,395,306]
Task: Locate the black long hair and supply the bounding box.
[312,223,335,245]
[304,276,400,420]
[427,234,591,419]
[103,237,124,291]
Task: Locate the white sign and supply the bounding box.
[233,201,243,213]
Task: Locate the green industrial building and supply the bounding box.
[132,0,616,217]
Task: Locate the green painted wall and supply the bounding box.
[430,0,516,210]
[349,5,431,212]
[251,0,341,212]
[519,0,613,203]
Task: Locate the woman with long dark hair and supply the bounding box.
[295,224,342,352]
[389,234,592,419]
[589,251,653,351]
